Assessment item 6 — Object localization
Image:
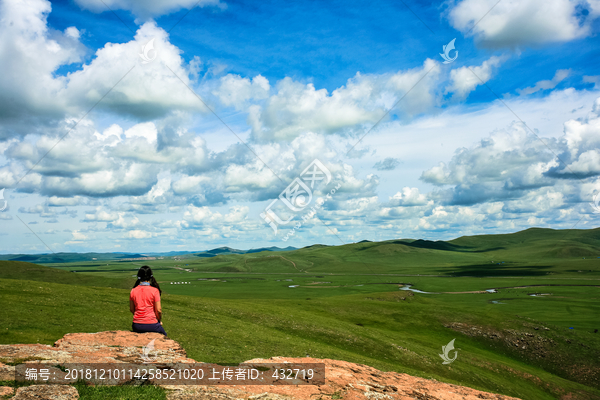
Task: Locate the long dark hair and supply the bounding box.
[133,265,162,295]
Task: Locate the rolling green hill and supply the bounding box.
[0,260,134,289]
[1,227,599,399]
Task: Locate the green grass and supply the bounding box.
[0,261,134,289]
[0,380,166,400]
[73,381,166,400]
[0,357,45,366]
[1,277,599,399]
[1,227,600,399]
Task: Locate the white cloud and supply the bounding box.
[249,59,441,142]
[583,75,600,89]
[0,0,207,138]
[18,202,77,218]
[389,187,429,206]
[124,122,158,143]
[517,69,571,95]
[110,214,141,229]
[446,56,504,100]
[0,0,85,137]
[178,205,258,238]
[215,74,270,110]
[224,163,280,192]
[47,196,92,207]
[550,97,600,177]
[83,208,119,222]
[65,27,80,39]
[128,229,154,239]
[64,22,203,119]
[72,230,88,240]
[73,0,226,21]
[171,175,212,195]
[373,157,401,171]
[420,96,600,206]
[94,124,123,144]
[448,0,599,48]
[1,0,599,251]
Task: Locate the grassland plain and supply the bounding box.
[1,227,599,399]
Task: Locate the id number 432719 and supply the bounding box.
[272,368,315,380]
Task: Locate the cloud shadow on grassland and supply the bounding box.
[436,263,553,277]
[379,239,506,253]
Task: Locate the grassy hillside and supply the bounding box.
[1,277,599,399]
[0,260,134,289]
[1,227,599,399]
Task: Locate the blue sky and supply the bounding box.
[1,0,600,253]
[45,0,599,95]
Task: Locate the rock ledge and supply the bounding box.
[0,331,520,400]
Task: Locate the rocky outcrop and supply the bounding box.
[0,331,520,400]
[0,331,193,365]
[12,385,78,400]
[167,356,519,400]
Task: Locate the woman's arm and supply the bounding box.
[154,300,162,324]
[129,299,135,314]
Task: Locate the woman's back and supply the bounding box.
[130,285,160,324]
[130,265,167,336]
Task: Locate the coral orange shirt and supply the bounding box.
[130,285,160,324]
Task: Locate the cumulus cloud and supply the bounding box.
[420,120,558,205]
[0,0,85,138]
[177,205,259,239]
[446,56,504,100]
[18,203,77,218]
[0,0,206,139]
[2,0,599,251]
[248,59,441,142]
[448,0,600,48]
[420,96,600,206]
[83,208,119,222]
[388,187,429,206]
[47,196,95,207]
[65,229,88,243]
[108,214,142,229]
[215,74,270,110]
[547,97,600,178]
[0,116,216,199]
[64,22,204,120]
[128,229,155,239]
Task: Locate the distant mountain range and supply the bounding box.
[0,246,298,264]
[4,226,600,265]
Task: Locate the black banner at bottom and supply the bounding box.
[15,362,325,385]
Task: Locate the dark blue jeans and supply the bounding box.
[132,322,167,336]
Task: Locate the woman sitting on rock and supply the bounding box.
[130,265,167,336]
